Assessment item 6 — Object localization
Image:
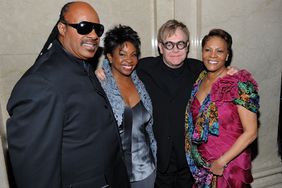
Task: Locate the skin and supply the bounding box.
[197,36,229,103]
[108,42,138,78]
[198,36,258,176]
[96,28,238,79]
[202,37,229,76]
[158,28,189,69]
[107,42,140,107]
[57,2,101,60]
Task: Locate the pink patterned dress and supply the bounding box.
[185,70,259,188]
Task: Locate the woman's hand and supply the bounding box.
[210,158,226,176]
[95,67,106,80]
[209,106,258,176]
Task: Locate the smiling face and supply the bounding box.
[202,36,229,73]
[58,2,101,60]
[107,42,138,78]
[158,28,189,69]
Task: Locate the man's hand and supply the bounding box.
[95,68,106,80]
[226,66,239,75]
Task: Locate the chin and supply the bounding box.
[83,52,96,60]
[172,61,184,67]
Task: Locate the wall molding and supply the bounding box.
[0,136,9,188]
[252,163,282,188]
[175,0,202,59]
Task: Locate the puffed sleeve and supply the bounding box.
[6,73,64,188]
[233,70,260,113]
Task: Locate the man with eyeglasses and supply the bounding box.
[136,19,203,188]
[136,19,239,188]
[6,2,129,188]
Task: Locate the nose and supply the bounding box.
[125,55,134,62]
[88,29,99,39]
[210,50,217,57]
[172,45,179,52]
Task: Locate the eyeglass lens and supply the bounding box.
[66,21,104,37]
[162,41,188,50]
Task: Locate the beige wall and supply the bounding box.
[0,0,281,187]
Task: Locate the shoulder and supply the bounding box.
[137,56,163,77]
[13,47,75,98]
[7,73,62,114]
[182,58,204,82]
[211,69,259,111]
[213,70,258,92]
[233,70,258,86]
[185,58,204,75]
[11,72,59,98]
[186,57,202,64]
[138,56,162,67]
[222,69,258,91]
[35,42,84,85]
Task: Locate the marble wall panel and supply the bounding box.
[0,0,158,135]
[0,0,281,187]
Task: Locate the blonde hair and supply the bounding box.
[157,19,190,43]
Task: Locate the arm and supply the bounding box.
[7,75,64,188]
[210,106,258,175]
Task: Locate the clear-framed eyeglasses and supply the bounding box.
[161,40,189,50]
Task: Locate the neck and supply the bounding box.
[162,58,184,69]
[112,70,132,83]
[207,68,227,82]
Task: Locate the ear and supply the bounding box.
[57,22,66,36]
[158,43,164,54]
[106,53,113,63]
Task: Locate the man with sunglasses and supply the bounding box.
[6,2,129,188]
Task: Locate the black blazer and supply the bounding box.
[137,56,203,172]
[6,40,129,188]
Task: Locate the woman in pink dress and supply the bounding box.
[185,29,259,187]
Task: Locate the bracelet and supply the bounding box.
[219,155,228,168]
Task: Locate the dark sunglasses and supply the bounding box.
[62,21,104,37]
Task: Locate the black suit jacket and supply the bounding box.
[137,56,203,172]
[6,40,129,188]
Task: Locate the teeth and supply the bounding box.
[82,43,96,50]
[209,61,217,64]
[123,65,132,70]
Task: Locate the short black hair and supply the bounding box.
[103,25,141,58]
[202,29,233,65]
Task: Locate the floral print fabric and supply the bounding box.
[185,70,259,187]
